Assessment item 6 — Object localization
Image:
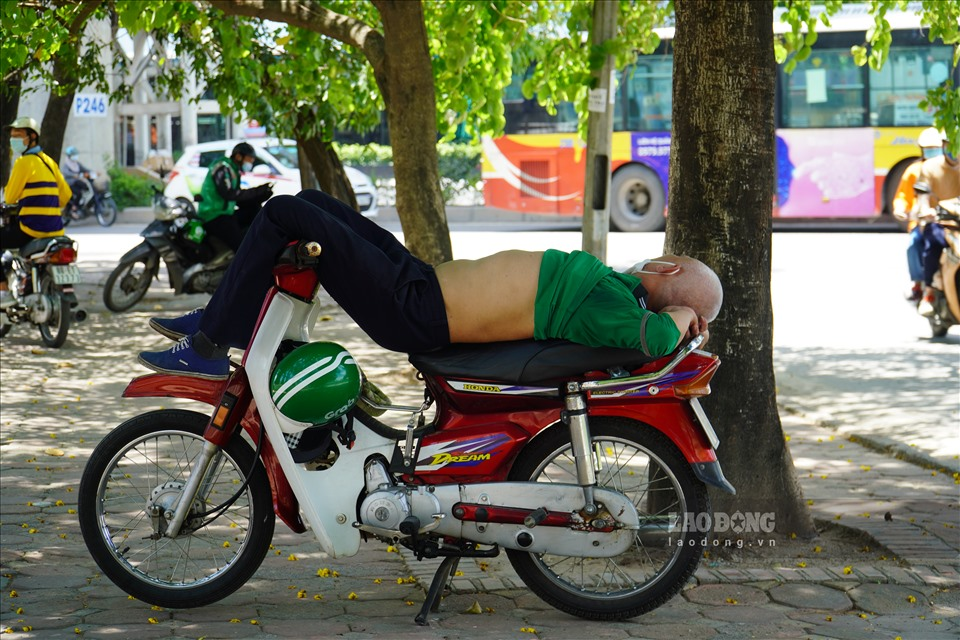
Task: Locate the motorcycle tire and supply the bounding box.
[506,417,709,621]
[103,254,159,312]
[96,199,118,227]
[0,323,11,339]
[37,274,70,348]
[78,409,275,608]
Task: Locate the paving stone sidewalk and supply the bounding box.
[0,297,957,638]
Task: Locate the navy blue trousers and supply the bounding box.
[198,190,450,353]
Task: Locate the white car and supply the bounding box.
[163,138,378,217]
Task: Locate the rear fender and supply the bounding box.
[123,373,305,532]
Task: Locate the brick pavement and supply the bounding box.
[0,283,958,638]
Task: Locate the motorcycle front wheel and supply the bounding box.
[96,198,118,227]
[37,274,70,348]
[506,417,709,621]
[103,252,158,312]
[78,409,275,608]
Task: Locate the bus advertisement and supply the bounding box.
[482,5,956,231]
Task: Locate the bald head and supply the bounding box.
[628,255,723,322]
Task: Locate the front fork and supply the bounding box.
[164,369,254,538]
[562,382,600,517]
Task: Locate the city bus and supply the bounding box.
[482,4,957,231]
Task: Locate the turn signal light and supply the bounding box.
[674,358,719,398]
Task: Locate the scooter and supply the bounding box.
[62,172,118,227]
[78,240,734,623]
[911,184,960,338]
[101,188,233,312]
[0,205,86,348]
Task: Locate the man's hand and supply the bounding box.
[661,305,709,348]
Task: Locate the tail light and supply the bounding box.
[273,265,320,300]
[49,246,77,264]
[673,357,720,398]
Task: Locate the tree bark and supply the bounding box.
[667,0,815,536]
[299,136,358,210]
[41,56,75,162]
[214,0,452,263]
[373,0,450,263]
[1,72,22,187]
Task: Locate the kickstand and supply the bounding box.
[414,556,461,626]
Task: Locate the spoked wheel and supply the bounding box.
[37,274,70,348]
[97,199,119,226]
[103,252,158,312]
[78,410,274,608]
[507,417,709,620]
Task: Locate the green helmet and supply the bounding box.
[270,342,361,425]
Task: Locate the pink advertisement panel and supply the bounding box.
[775,128,875,218]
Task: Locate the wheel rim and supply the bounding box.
[524,437,689,600]
[94,430,254,589]
[109,261,152,308]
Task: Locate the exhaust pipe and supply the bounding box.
[73,308,87,323]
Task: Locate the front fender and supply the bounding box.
[118,241,160,266]
[122,373,306,532]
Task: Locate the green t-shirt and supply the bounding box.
[533,249,681,357]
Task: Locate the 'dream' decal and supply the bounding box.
[416,434,512,472]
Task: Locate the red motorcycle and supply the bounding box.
[78,241,733,624]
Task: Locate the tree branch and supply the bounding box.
[208,0,385,71]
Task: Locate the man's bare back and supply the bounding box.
[435,250,544,342]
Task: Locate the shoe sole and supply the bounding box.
[137,355,229,381]
[149,318,189,341]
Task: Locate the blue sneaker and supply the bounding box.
[138,335,229,380]
[149,307,203,341]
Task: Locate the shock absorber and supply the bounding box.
[563,382,598,516]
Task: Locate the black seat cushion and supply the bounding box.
[409,339,658,385]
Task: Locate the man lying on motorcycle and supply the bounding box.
[139,190,723,381]
[197,142,274,253]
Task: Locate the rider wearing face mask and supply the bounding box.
[2,117,72,307]
[197,142,273,252]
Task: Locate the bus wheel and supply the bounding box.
[610,164,666,232]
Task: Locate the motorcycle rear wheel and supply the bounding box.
[96,199,118,226]
[37,274,70,348]
[506,417,709,621]
[103,254,158,312]
[78,409,275,608]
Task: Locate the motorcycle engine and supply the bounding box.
[25,293,52,324]
[359,460,441,534]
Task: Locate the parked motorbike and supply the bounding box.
[911,183,960,338]
[0,205,86,348]
[102,188,232,312]
[62,172,118,227]
[78,240,734,623]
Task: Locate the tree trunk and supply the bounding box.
[1,72,22,187]
[374,0,451,264]
[667,0,814,536]
[298,136,358,210]
[41,57,77,162]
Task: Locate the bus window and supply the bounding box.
[870,45,953,126]
[781,49,867,127]
[617,56,673,132]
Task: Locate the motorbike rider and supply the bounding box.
[892,127,943,302]
[916,130,960,317]
[139,189,722,380]
[61,146,92,218]
[2,116,72,308]
[197,142,273,253]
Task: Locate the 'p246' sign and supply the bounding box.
[74,94,107,118]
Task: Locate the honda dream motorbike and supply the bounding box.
[1,205,86,348]
[78,240,734,623]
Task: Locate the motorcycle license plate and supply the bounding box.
[50,264,82,285]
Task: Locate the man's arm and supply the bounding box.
[210,164,244,202]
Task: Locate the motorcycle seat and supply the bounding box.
[408,339,658,385]
[21,236,72,259]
